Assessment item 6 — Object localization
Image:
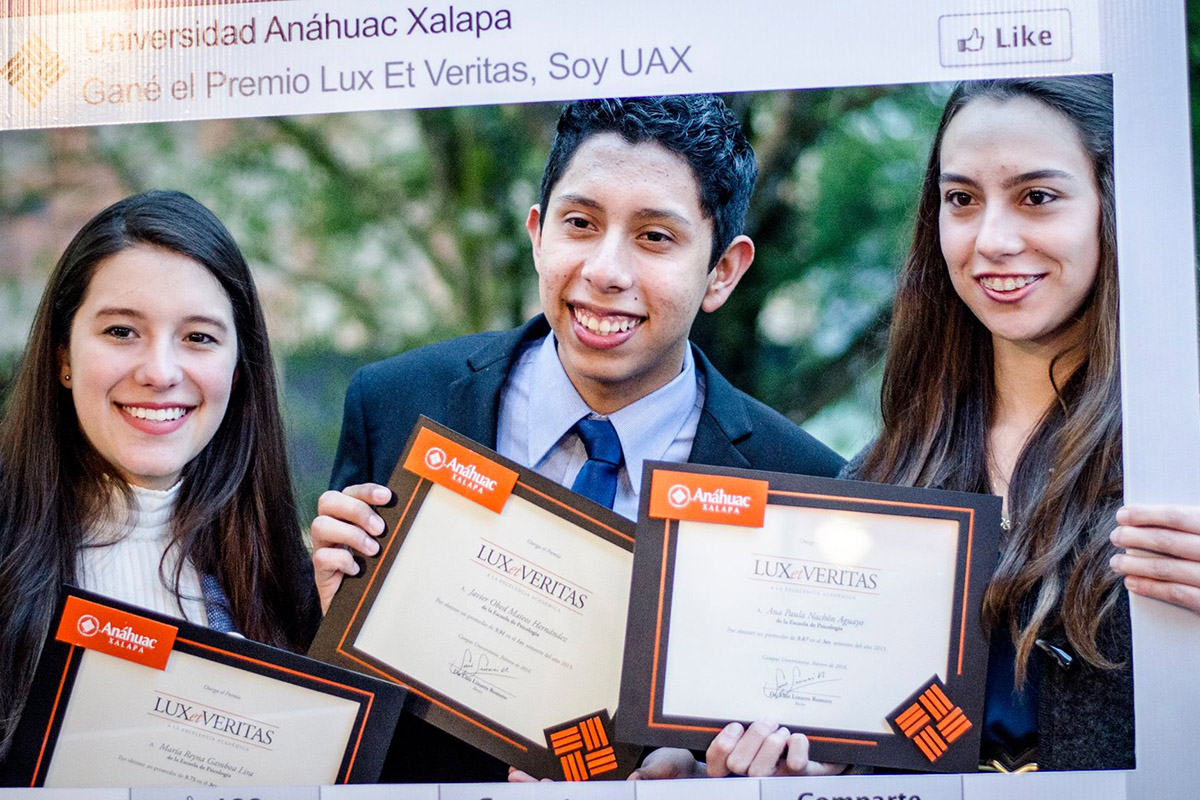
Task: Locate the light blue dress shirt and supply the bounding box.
[496,333,704,520]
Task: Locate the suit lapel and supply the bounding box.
[445,316,551,449]
[443,328,751,467]
[688,344,753,469]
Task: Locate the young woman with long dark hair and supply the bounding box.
[849,74,1126,772]
[646,75,1200,778]
[0,190,319,759]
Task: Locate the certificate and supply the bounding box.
[309,417,640,781]
[1,588,404,788]
[617,462,1001,773]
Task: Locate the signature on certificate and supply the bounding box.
[450,647,516,685]
[762,666,841,700]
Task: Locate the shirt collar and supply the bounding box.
[526,333,699,490]
[527,334,593,466]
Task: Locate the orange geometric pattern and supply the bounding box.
[547,713,618,781]
[890,679,972,764]
[3,36,68,108]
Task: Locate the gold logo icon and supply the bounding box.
[4,35,69,108]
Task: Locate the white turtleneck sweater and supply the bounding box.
[77,481,208,626]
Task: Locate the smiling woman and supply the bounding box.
[0,191,319,762]
[846,76,1129,772]
[61,245,238,490]
[938,94,1103,355]
[693,74,1192,780]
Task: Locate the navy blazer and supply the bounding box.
[331,316,843,491]
[328,315,844,783]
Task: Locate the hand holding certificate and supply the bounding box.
[309,417,640,780]
[1,588,403,788]
[617,462,1001,773]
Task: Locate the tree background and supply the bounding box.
[0,72,1132,523]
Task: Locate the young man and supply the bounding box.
[312,94,843,781]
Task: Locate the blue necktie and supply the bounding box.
[571,418,623,509]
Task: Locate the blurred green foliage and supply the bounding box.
[0,84,965,523]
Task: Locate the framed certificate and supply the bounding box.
[1,587,404,788]
[617,462,1002,773]
[309,417,640,781]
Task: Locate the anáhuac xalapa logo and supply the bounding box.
[89,618,160,654]
[427,447,499,495]
[3,35,69,109]
[424,446,447,470]
[668,483,755,516]
[76,614,101,637]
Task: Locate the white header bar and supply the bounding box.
[2,0,1101,129]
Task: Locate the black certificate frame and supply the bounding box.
[309,416,640,781]
[2,586,404,788]
[617,461,1002,774]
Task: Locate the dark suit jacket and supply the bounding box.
[332,316,842,490]
[329,315,844,782]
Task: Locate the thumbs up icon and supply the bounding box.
[957,28,984,52]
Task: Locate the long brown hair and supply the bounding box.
[858,76,1121,681]
[0,191,318,757]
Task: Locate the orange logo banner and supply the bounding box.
[648,470,769,528]
[55,595,178,670]
[403,426,519,513]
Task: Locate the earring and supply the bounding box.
[63,373,70,383]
